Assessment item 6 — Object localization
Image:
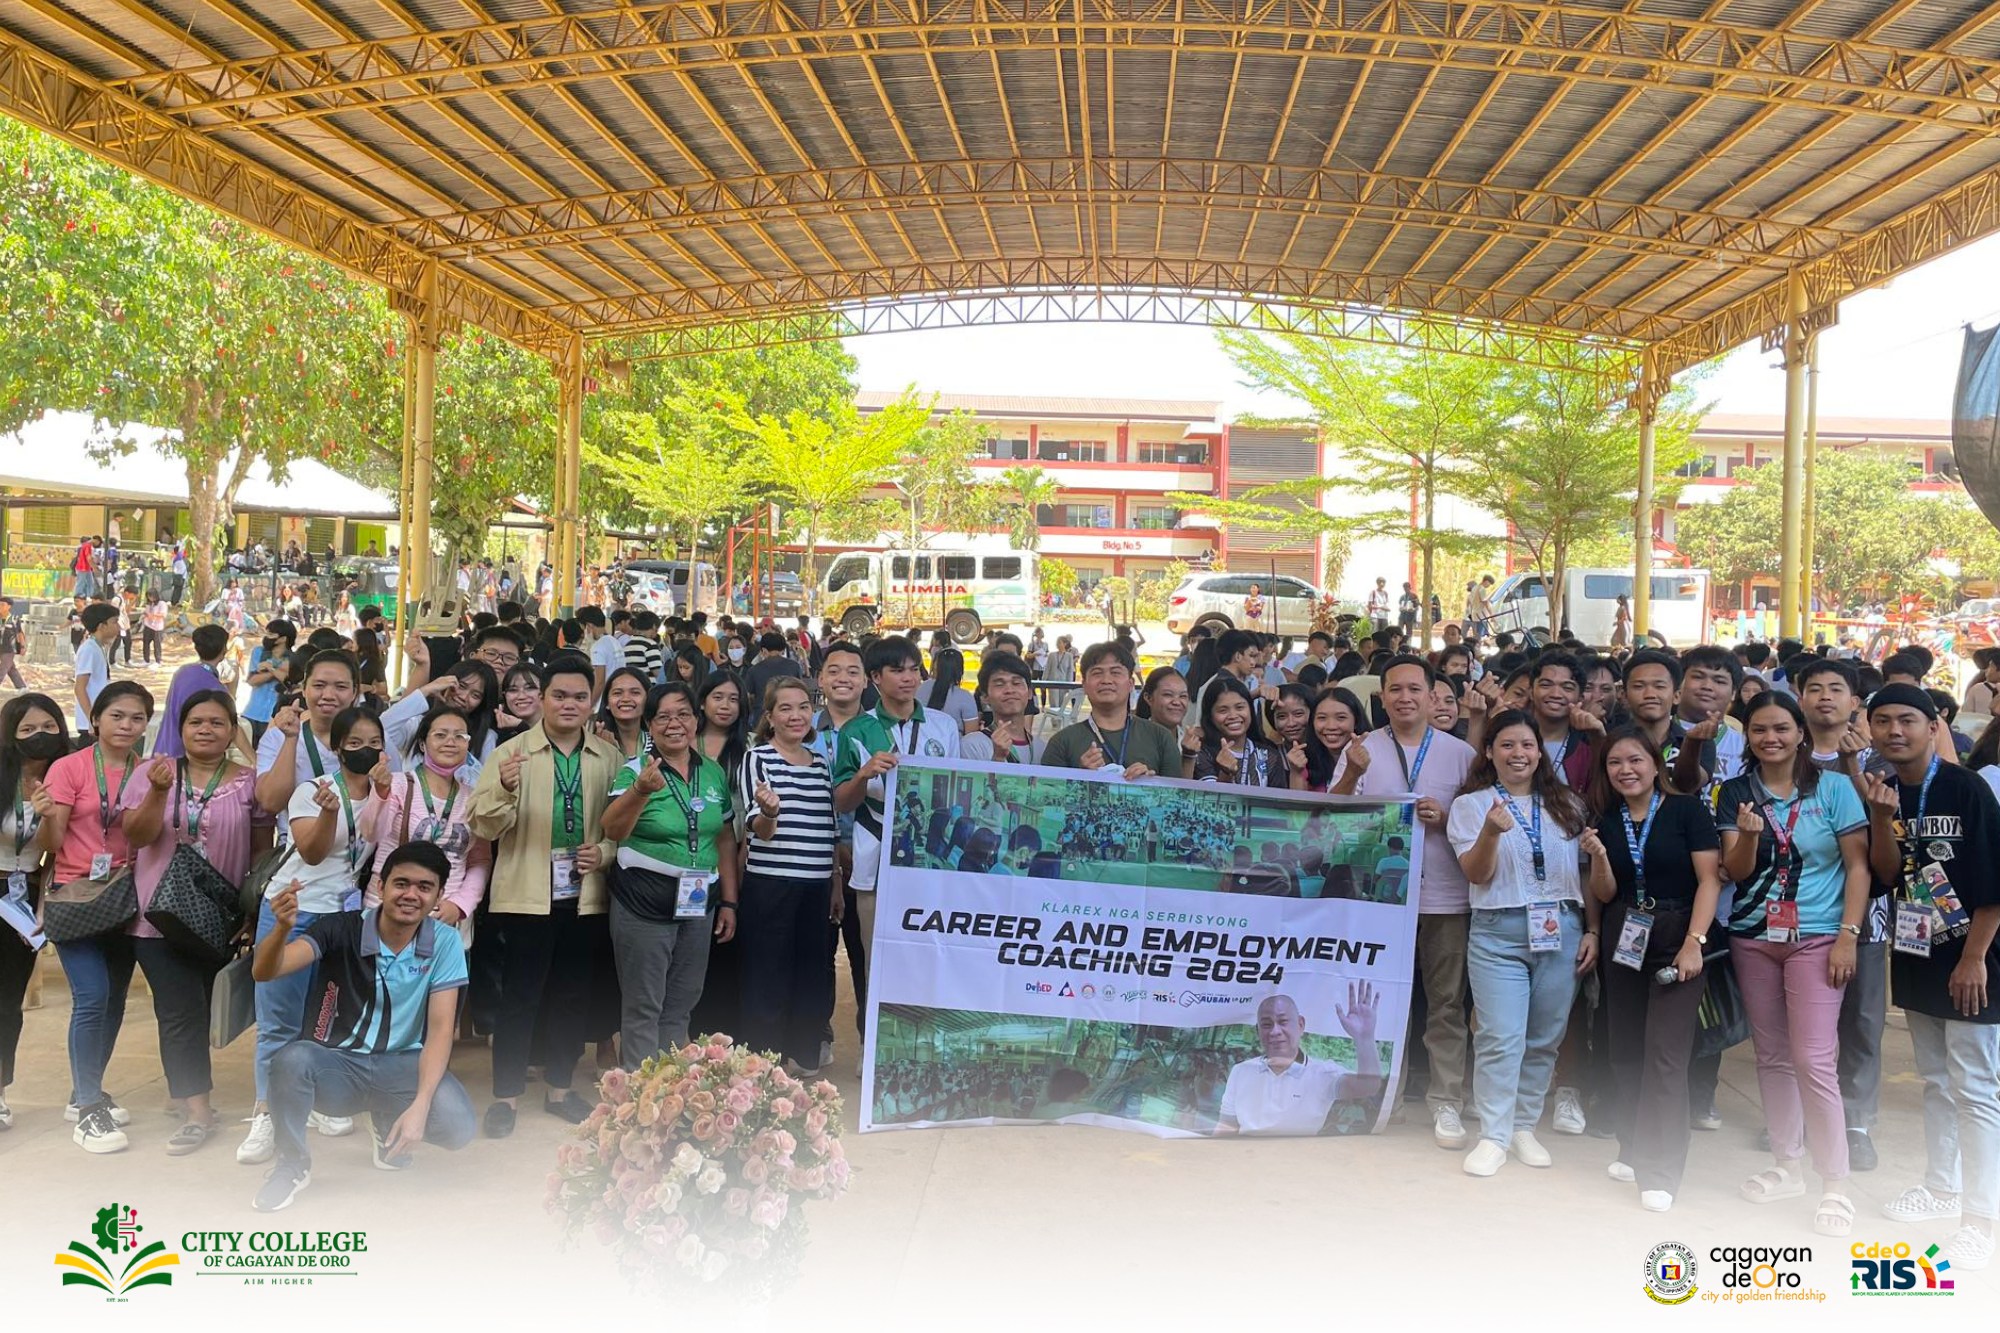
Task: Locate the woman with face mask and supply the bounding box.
[243,619,296,746]
[38,680,151,1150]
[118,691,258,1156]
[0,694,66,1129]
[236,705,385,1165]
[724,630,752,669]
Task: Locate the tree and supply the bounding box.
[1212,327,1504,640]
[1040,556,1080,603]
[1676,451,1952,608]
[0,119,398,603]
[995,466,1064,550]
[586,397,751,575]
[1453,361,1702,634]
[734,392,932,608]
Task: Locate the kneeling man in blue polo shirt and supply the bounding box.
[250,842,476,1212]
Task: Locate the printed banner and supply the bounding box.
[861,758,1423,1138]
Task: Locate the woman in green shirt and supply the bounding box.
[600,682,739,1068]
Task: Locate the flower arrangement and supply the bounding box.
[546,1034,851,1291]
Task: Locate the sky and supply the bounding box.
[851,233,2000,424]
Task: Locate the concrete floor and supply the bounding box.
[1,952,1990,1326]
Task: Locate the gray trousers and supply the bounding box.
[1838,939,1889,1130]
[610,897,714,1069]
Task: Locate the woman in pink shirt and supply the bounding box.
[35,680,149,1148]
[365,702,490,942]
[116,689,257,1157]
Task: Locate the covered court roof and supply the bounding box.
[5,0,2000,384]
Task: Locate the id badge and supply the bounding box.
[1894,898,1934,957]
[1923,863,1971,932]
[1612,910,1653,970]
[5,870,24,901]
[550,851,580,902]
[89,852,112,880]
[1528,902,1564,953]
[1765,898,1800,943]
[674,872,712,920]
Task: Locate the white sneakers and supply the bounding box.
[72,1104,128,1154]
[1433,1105,1468,1149]
[65,1100,131,1126]
[1550,1086,1586,1135]
[1510,1131,1553,1168]
[309,1112,355,1137]
[1463,1140,1507,1176]
[0,1091,11,1130]
[1607,1160,1637,1183]
[1882,1186,1962,1224]
[1641,1190,1674,1212]
[237,1112,275,1164]
[1941,1226,1995,1272]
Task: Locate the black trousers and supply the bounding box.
[133,936,217,1100]
[491,904,600,1099]
[1602,902,1705,1194]
[823,884,867,1039]
[738,870,834,1067]
[0,926,35,1087]
[467,896,504,1035]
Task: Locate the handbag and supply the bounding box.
[1694,949,1752,1060]
[41,870,138,943]
[146,843,244,967]
[238,844,288,918]
[209,951,255,1048]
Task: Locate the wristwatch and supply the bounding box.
[1841,923,1862,936]
[1690,932,1709,946]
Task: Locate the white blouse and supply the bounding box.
[1446,786,1585,911]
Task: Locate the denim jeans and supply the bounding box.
[1467,904,1582,1145]
[55,934,135,1107]
[268,1040,477,1170]
[253,898,320,1104]
[1907,1013,2000,1221]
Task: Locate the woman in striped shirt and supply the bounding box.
[737,677,840,1076]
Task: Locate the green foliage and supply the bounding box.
[1040,556,1080,602]
[585,401,752,571]
[995,465,1064,551]
[1676,451,1961,606]
[889,406,989,551]
[1133,559,1190,621]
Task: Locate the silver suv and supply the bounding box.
[1165,572,1329,637]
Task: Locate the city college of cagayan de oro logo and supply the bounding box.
[54,1204,179,1297]
[1644,1241,1698,1305]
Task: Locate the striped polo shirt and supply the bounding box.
[739,743,838,881]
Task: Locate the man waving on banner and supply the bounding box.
[1214,987,1385,1136]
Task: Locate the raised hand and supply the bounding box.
[1577,827,1607,860]
[754,782,780,818]
[1078,742,1107,770]
[1344,739,1372,773]
[1213,745,1240,776]
[271,879,302,932]
[1484,799,1516,835]
[146,755,175,790]
[498,751,526,793]
[1335,980,1378,1041]
[1838,722,1868,757]
[369,759,393,798]
[273,703,301,739]
[1688,713,1721,742]
[1464,687,1489,717]
[1861,771,1899,818]
[311,778,341,813]
[633,761,666,795]
[1285,741,1308,772]
[1571,708,1605,735]
[1734,802,1766,836]
[404,633,430,669]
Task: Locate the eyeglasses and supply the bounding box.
[428,730,471,743]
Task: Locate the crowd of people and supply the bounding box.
[2,575,1998,1271]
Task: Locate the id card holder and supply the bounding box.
[89,852,112,880]
[674,872,712,920]
[1923,863,1971,932]
[1764,899,1800,943]
[4,869,24,901]
[1894,897,1934,957]
[1528,902,1564,953]
[550,851,581,902]
[1612,910,1653,970]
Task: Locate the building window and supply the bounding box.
[25,506,69,542]
[1131,505,1181,530]
[1673,456,1718,479]
[1036,439,1107,463]
[1137,441,1208,465]
[986,438,1028,461]
[1036,504,1115,529]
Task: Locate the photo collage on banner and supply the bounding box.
[862,759,1423,1139]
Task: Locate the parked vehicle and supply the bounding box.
[1487,567,1710,647]
[820,548,1038,642]
[332,557,401,621]
[623,559,719,616]
[1165,571,1330,637]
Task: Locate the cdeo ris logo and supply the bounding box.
[55,1204,179,1298]
[1850,1240,1955,1296]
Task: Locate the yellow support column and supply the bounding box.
[557,335,585,616]
[394,336,416,688]
[1632,353,1660,643]
[1778,270,1810,643]
[406,264,440,614]
[1799,334,1820,643]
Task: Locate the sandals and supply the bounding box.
[164,1118,218,1157]
[1741,1165,1807,1203]
[1815,1192,1856,1238]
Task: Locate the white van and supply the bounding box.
[624,560,719,616]
[821,548,1039,642]
[1488,567,1710,648]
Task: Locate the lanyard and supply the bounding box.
[880,708,922,755]
[551,744,584,843]
[1088,718,1131,768]
[417,773,459,826]
[1756,781,1806,897]
[659,753,704,857]
[93,745,132,832]
[1392,727,1434,790]
[14,799,36,858]
[1620,792,1662,905]
[302,728,327,778]
[1900,755,1942,890]
[1495,786,1545,884]
[1227,742,1266,786]
[174,760,226,842]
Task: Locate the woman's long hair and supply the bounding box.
[1136,666,1184,722]
[697,672,749,775]
[1460,707,1587,837]
[1264,681,1317,748]
[1741,691,1822,796]
[1583,727,1669,822]
[1184,638,1221,700]
[1970,713,2000,773]
[1302,687,1367,791]
[926,648,966,711]
[447,658,501,756]
[596,665,653,747]
[0,693,68,809]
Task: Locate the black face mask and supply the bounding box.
[17,732,67,762]
[339,746,381,775]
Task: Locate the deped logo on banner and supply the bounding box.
[1850,1240,1956,1296]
